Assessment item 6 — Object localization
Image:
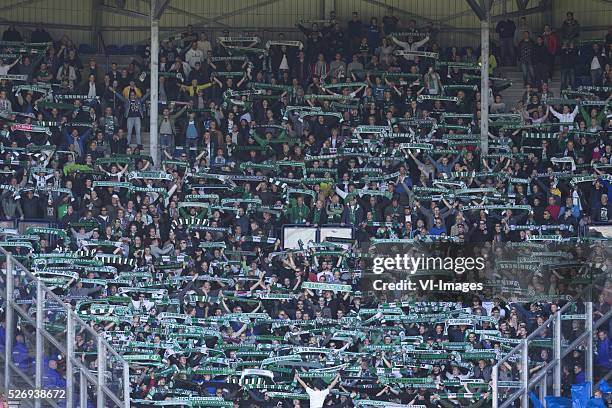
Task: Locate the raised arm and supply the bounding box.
[327,373,341,390]
[111,88,127,102]
[547,105,562,120]
[413,35,430,49]
[569,104,579,120]
[294,373,309,390]
[390,36,408,49]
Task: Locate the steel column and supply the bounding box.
[521,339,529,408]
[80,371,87,408]
[124,361,131,408]
[91,0,103,52]
[586,301,593,386]
[34,280,44,408]
[66,311,75,408]
[480,10,490,155]
[150,1,160,169]
[4,256,13,391]
[323,0,335,19]
[553,310,562,396]
[97,336,106,408]
[492,363,499,407]
[539,372,547,402]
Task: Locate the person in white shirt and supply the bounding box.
[391,34,430,62]
[548,104,579,130]
[295,372,341,408]
[589,43,605,86]
[0,56,20,76]
[197,32,212,55]
[184,42,204,69]
[0,90,12,113]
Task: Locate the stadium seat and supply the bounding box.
[135,44,147,56]
[105,44,120,55]
[120,45,135,55]
[78,43,95,54]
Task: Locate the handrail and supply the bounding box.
[2,248,129,369]
[0,247,130,407]
[99,31,107,56]
[496,300,574,367]
[492,282,602,408]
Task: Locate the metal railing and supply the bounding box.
[0,247,130,408]
[492,288,612,407]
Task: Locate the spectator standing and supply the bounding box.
[347,12,363,55]
[382,9,399,35]
[2,25,22,42]
[30,26,52,43]
[514,17,531,49]
[561,11,580,43]
[543,24,559,80]
[184,42,204,69]
[366,17,381,50]
[196,33,212,56]
[533,36,549,85]
[560,41,578,90]
[495,18,516,65]
[589,43,606,86]
[518,31,536,86]
[113,88,151,147]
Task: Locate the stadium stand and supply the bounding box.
[0,6,611,408]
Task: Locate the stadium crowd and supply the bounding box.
[0,9,611,408]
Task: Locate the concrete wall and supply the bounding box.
[0,0,609,50]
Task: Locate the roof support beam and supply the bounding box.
[91,0,103,53]
[136,0,230,28]
[465,0,486,21]
[196,0,284,27]
[0,0,45,13]
[99,4,149,20]
[490,5,544,21]
[362,0,479,38]
[153,0,171,19]
[516,0,529,10]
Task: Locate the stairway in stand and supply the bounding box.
[497,65,562,109]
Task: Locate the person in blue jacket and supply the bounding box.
[595,329,612,378]
[62,126,93,157]
[43,359,67,389]
[12,333,31,369]
[573,364,586,384]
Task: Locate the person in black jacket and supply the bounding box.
[533,36,549,86]
[589,43,607,86]
[31,26,52,44]
[495,19,516,65]
[19,189,42,219]
[559,41,578,90]
[1,25,22,42]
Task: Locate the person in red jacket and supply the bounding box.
[543,24,559,81]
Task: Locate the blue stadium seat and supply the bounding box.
[78,43,95,55]
[135,45,147,56]
[576,75,591,87]
[105,45,120,55]
[120,45,135,55]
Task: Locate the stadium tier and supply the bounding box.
[0,2,611,408]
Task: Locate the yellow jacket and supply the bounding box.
[122,86,142,99]
[179,82,214,97]
[478,54,497,76]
